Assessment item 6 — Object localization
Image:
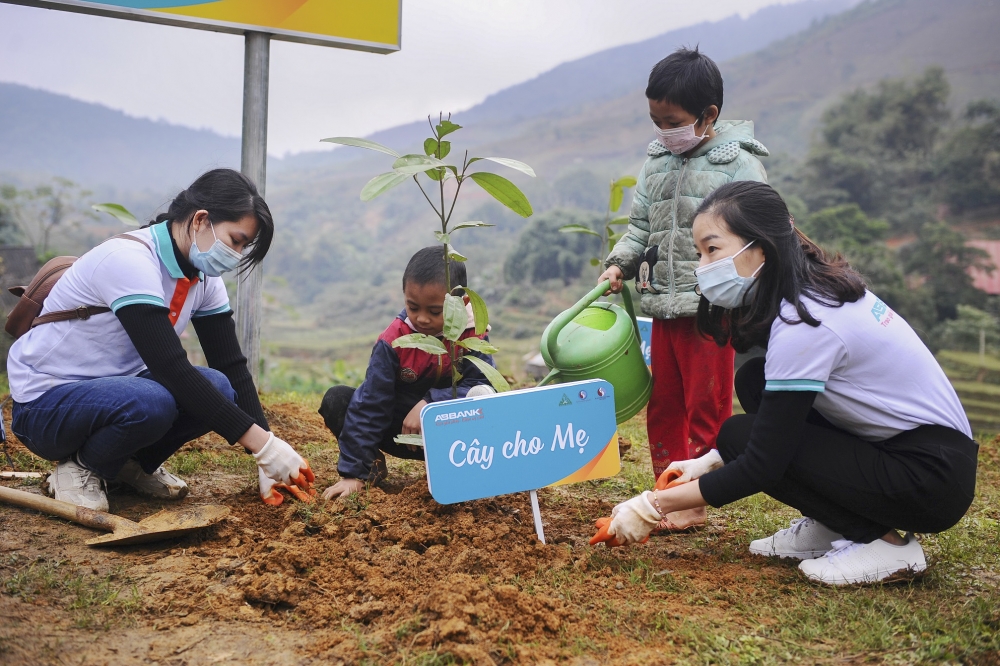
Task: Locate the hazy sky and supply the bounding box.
[0,0,803,156]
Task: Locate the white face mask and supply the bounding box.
[695,240,764,309]
[188,223,243,277]
[654,121,707,154]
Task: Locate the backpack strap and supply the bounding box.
[29,234,153,329]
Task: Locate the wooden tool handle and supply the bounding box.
[0,484,125,533]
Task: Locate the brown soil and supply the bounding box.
[0,398,789,665]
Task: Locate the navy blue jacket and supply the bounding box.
[337,310,496,480]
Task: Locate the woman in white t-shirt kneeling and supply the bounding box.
[8,169,315,512]
[605,181,978,585]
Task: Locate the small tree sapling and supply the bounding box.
[323,115,535,444]
[558,176,636,277]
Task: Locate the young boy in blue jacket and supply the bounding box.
[320,246,496,498]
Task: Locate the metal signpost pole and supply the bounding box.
[237,31,269,386]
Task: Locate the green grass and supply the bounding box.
[1,555,141,629]
[556,431,1000,664]
[164,449,256,478]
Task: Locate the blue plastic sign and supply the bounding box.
[636,316,652,366]
[421,379,620,504]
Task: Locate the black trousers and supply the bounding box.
[718,358,979,543]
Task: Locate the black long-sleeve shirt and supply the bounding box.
[698,390,817,507]
[114,305,268,443]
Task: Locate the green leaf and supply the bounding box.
[452,366,463,384]
[608,215,630,226]
[463,355,510,392]
[442,293,467,341]
[449,221,494,232]
[393,434,424,447]
[360,172,410,201]
[320,136,399,157]
[439,141,451,159]
[391,333,447,355]
[447,247,468,262]
[468,157,536,177]
[610,185,624,213]
[590,257,602,266]
[91,203,139,227]
[464,286,489,335]
[426,167,445,181]
[436,120,462,138]
[613,176,637,188]
[423,138,437,157]
[469,172,533,218]
[559,224,602,238]
[456,337,500,355]
[435,231,450,244]
[392,154,447,175]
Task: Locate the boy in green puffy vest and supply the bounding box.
[599,47,769,530]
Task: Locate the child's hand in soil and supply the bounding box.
[259,467,317,506]
[401,400,427,451]
[322,477,365,500]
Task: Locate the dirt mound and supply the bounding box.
[139,479,601,663]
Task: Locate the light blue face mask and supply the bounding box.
[189,222,243,277]
[695,240,764,309]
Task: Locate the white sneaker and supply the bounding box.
[48,459,109,511]
[749,517,843,559]
[115,459,189,500]
[798,534,927,586]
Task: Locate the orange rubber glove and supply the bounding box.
[589,470,689,546]
[258,465,317,506]
[589,516,651,547]
[655,468,686,491]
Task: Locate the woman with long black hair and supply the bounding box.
[8,169,313,511]
[605,180,978,585]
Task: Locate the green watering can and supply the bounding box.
[538,280,652,424]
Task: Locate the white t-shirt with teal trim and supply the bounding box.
[764,291,971,440]
[8,223,231,403]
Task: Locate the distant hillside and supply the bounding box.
[462,0,1000,181]
[276,0,855,172]
[0,83,241,192]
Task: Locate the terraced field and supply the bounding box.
[938,351,1000,435]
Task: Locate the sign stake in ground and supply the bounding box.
[6,0,402,385]
[529,489,546,544]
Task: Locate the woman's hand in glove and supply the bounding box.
[607,492,662,545]
[258,467,316,506]
[664,448,723,484]
[253,432,315,489]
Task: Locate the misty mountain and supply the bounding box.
[276,0,855,172]
[0,82,241,193]
[0,0,855,187]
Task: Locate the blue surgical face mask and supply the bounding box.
[695,240,764,309]
[188,222,243,277]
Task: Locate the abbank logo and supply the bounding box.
[434,407,484,423]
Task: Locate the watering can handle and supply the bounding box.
[543,280,611,365]
[620,282,642,345]
[542,280,643,364]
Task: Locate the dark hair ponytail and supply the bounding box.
[695,181,866,352]
[151,168,273,271]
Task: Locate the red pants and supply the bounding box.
[647,317,734,479]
